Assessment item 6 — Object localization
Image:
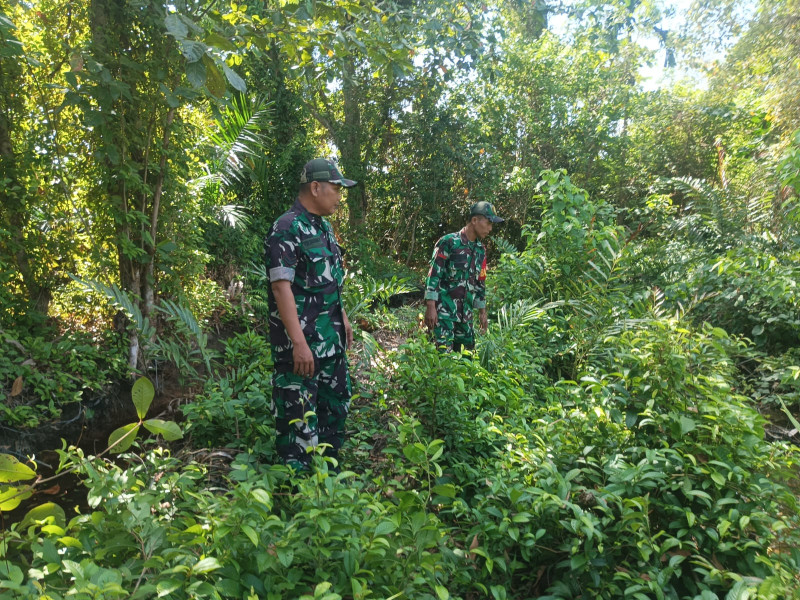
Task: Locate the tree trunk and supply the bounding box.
[91,0,143,373]
[142,107,176,323]
[0,40,52,317]
[341,58,367,230]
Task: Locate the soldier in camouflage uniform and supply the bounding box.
[266,158,356,470]
[424,201,504,352]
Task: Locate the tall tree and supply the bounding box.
[275,0,484,230]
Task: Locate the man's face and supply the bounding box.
[474,215,493,239]
[309,181,343,216]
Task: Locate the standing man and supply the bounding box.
[266,158,356,471]
[424,201,504,352]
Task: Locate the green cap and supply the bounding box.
[300,158,357,188]
[470,201,504,223]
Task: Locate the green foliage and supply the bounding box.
[0,329,125,428]
[492,169,623,304]
[343,271,415,329]
[0,440,457,600]
[72,277,217,382]
[107,376,182,454]
[663,245,800,352]
[477,299,550,392]
[383,318,800,598]
[0,454,35,511]
[3,1,800,598]
[181,331,274,457]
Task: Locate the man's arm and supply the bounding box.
[341,307,354,349]
[424,300,438,330]
[424,239,447,330]
[475,255,488,333]
[271,280,315,377]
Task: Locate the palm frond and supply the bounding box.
[216,204,251,229]
[246,262,269,282]
[210,94,274,191]
[343,273,414,323]
[70,275,146,330]
[354,330,383,371]
[668,176,772,243]
[495,299,545,332]
[156,299,213,374]
[157,300,202,337]
[493,236,519,256]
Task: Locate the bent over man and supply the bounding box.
[266,158,356,470]
[424,201,503,352]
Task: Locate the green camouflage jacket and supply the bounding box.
[425,229,487,321]
[266,200,346,363]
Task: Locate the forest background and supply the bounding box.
[2,0,800,598]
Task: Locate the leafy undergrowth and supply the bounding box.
[3,172,800,599]
[2,310,800,600]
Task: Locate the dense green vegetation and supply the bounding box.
[2,0,800,598]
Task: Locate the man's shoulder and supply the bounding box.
[270,206,307,240]
[437,232,460,247]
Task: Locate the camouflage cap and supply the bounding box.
[470,201,504,223]
[299,158,357,188]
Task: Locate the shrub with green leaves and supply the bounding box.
[418,317,800,599]
[664,245,800,352]
[492,169,623,306]
[181,330,274,456]
[0,329,126,428]
[0,437,460,600]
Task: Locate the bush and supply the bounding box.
[0,329,126,428]
[664,245,800,352]
[181,330,274,457]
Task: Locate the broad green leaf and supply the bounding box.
[204,55,225,97]
[192,557,222,574]
[0,454,36,483]
[58,536,83,549]
[679,416,696,435]
[108,423,140,453]
[431,484,456,498]
[436,585,450,600]
[402,443,426,464]
[725,580,752,600]
[0,485,31,510]
[132,376,154,419]
[276,546,294,567]
[143,419,183,441]
[157,579,182,597]
[251,488,271,507]
[186,61,207,88]
[205,32,237,52]
[223,64,246,92]
[373,520,397,536]
[180,40,207,63]
[710,472,726,486]
[241,524,258,547]
[164,14,188,38]
[314,582,332,596]
[21,502,66,528]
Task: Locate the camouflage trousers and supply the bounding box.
[271,354,352,470]
[434,317,475,352]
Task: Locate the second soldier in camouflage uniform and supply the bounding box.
[424,201,503,351]
[266,158,356,470]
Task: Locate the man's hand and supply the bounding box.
[425,300,438,330]
[292,339,315,378]
[479,308,488,333]
[272,280,316,378]
[342,309,354,349]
